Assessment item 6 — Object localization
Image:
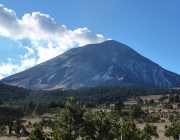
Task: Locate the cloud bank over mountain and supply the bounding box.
[0,4,107,79]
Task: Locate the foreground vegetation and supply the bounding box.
[1,94,180,139]
[1,82,180,139]
[0,97,159,140]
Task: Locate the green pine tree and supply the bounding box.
[142,122,159,140]
[52,97,85,140]
[120,120,144,140]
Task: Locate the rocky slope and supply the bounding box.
[1,40,180,89]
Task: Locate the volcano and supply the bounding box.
[1,40,180,89]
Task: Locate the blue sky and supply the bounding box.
[0,1,180,79]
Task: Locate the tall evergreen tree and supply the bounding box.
[120,120,144,140]
[34,103,47,116]
[0,105,24,135]
[142,123,159,140]
[114,101,124,116]
[83,110,120,140]
[27,126,49,140]
[164,122,180,140]
[52,97,85,140]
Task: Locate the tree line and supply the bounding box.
[1,81,180,105]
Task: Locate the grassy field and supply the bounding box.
[1,94,179,140]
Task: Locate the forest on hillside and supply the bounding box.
[1,82,179,105]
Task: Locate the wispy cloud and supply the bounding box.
[0,60,18,75]
[0,4,107,79]
[25,46,34,54]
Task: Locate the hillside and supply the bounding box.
[0,82,31,102]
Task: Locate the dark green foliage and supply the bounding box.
[25,101,34,116]
[144,115,160,123]
[142,123,159,140]
[163,102,173,109]
[169,94,180,103]
[27,126,49,140]
[173,94,180,103]
[34,103,47,116]
[25,108,33,116]
[25,86,180,105]
[28,101,34,109]
[168,95,174,103]
[1,81,180,140]
[0,82,31,102]
[87,110,120,140]
[1,96,161,139]
[52,97,85,140]
[21,125,30,136]
[51,97,121,140]
[0,126,6,136]
[114,100,124,116]
[1,81,180,108]
[80,113,96,139]
[0,100,3,105]
[129,104,144,119]
[158,95,168,102]
[38,118,53,128]
[105,101,110,107]
[165,122,180,139]
[149,99,154,104]
[177,103,180,108]
[120,120,143,140]
[48,101,59,109]
[0,105,24,135]
[144,99,148,104]
[14,119,26,135]
[169,115,174,122]
[137,97,144,104]
[85,102,96,108]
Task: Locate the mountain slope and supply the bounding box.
[1,40,180,89]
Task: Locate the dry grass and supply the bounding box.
[0,113,56,140]
[124,94,178,140]
[0,135,28,140]
[0,95,179,140]
[137,122,173,140]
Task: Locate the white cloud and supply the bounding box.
[7,58,12,63]
[0,4,20,37]
[0,57,36,77]
[25,46,34,54]
[20,46,35,59]
[0,62,18,75]
[36,42,65,64]
[18,58,36,72]
[0,4,107,79]
[0,4,106,45]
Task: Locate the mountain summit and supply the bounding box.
[1,40,180,89]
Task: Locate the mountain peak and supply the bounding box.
[1,40,180,89]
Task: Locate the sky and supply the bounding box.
[0,1,180,79]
